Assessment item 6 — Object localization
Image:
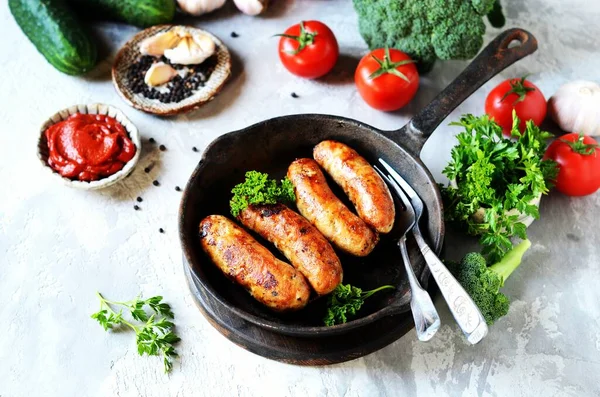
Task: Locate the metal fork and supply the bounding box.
[373,166,441,342]
[378,159,488,345]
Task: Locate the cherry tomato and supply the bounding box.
[354,48,419,111]
[544,133,600,196]
[277,20,338,79]
[485,76,547,136]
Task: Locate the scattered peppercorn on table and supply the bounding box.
[1,0,599,396]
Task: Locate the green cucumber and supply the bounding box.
[68,0,175,28]
[9,0,97,75]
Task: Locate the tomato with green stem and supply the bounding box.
[544,133,600,196]
[276,20,338,79]
[354,48,419,111]
[485,76,547,136]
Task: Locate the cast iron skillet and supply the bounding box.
[179,29,537,337]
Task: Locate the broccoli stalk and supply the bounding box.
[489,239,531,287]
[455,239,531,325]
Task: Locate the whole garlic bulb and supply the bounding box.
[177,0,226,16]
[548,80,600,136]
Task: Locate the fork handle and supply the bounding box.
[398,235,441,342]
[412,226,489,345]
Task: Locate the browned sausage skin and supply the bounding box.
[313,140,395,234]
[199,215,310,311]
[287,158,379,257]
[238,204,343,295]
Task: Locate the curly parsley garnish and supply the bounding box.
[230,171,296,217]
[324,284,395,326]
[91,292,181,373]
[441,111,557,263]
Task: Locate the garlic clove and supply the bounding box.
[139,31,181,57]
[144,62,178,87]
[164,32,216,65]
[192,32,216,54]
[233,0,269,15]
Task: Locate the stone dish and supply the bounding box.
[37,103,141,190]
[112,25,231,116]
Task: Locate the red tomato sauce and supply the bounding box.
[45,113,136,181]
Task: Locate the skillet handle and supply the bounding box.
[394,28,537,154]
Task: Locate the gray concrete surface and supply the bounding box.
[1,0,599,396]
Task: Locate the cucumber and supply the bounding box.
[68,0,175,28]
[10,0,97,75]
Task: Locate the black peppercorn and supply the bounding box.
[136,197,143,202]
[175,186,181,192]
[159,228,165,234]
[291,92,299,98]
[153,180,160,186]
[134,205,140,211]
[159,144,166,151]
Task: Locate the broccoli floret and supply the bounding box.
[454,239,531,325]
[353,0,503,72]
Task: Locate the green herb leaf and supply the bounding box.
[230,171,296,217]
[323,284,394,326]
[441,112,557,262]
[91,292,180,374]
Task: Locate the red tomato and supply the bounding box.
[485,77,547,136]
[544,133,600,196]
[277,20,338,79]
[354,48,419,111]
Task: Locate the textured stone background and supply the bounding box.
[1,1,599,396]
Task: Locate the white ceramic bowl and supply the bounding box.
[37,103,141,190]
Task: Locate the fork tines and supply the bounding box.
[378,159,418,199]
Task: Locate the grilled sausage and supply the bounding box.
[199,215,310,311]
[238,204,343,295]
[287,158,379,257]
[313,140,395,233]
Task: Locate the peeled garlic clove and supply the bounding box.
[139,31,181,57]
[192,32,216,54]
[144,62,178,87]
[164,33,215,65]
[233,0,269,15]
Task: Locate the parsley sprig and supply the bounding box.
[91,292,181,373]
[324,284,395,326]
[441,111,557,262]
[230,171,295,217]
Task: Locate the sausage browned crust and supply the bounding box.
[238,204,343,295]
[313,140,395,233]
[199,215,310,311]
[287,158,379,257]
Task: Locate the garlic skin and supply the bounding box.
[144,62,178,87]
[139,31,180,56]
[138,28,216,66]
[164,33,216,65]
[233,0,269,15]
[548,80,600,136]
[177,0,226,16]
